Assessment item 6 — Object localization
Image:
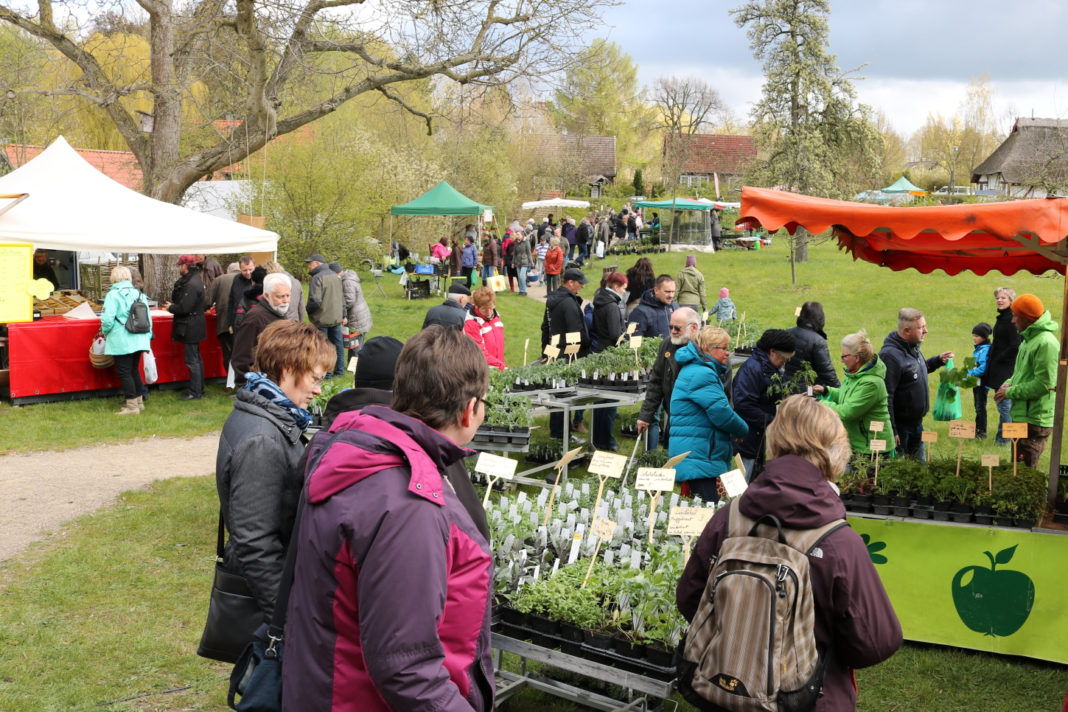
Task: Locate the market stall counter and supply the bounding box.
[6,311,225,404]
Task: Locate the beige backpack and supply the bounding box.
[678,498,847,712]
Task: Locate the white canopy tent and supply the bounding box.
[0,136,278,253]
[520,197,590,210]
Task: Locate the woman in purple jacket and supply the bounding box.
[677,395,902,711]
[283,326,493,712]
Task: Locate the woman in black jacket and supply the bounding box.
[985,287,1022,444]
[213,322,335,634]
[785,301,840,392]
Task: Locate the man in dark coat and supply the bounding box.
[230,273,289,387]
[636,307,701,450]
[204,262,239,375]
[306,252,346,378]
[227,256,255,331]
[627,275,678,338]
[164,255,207,400]
[542,268,590,439]
[879,308,953,459]
[422,282,471,330]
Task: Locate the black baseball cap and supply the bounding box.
[562,268,588,285]
[304,253,327,263]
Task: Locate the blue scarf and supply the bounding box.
[245,371,312,431]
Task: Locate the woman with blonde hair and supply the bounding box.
[813,329,893,457]
[101,265,152,415]
[464,286,506,369]
[677,395,902,711]
[669,325,748,501]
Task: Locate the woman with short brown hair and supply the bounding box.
[464,286,506,369]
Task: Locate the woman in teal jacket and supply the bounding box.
[101,266,153,415]
[669,326,748,502]
[815,330,893,457]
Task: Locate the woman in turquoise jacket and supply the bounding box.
[815,330,894,457]
[669,326,748,502]
[101,265,153,415]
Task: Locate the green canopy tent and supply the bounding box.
[882,176,926,194]
[388,181,494,260]
[634,198,720,248]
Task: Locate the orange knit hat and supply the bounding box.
[1011,293,1044,320]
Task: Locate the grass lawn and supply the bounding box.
[2,239,1067,710]
[0,476,1063,711]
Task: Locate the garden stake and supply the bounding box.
[523,338,529,366]
[648,491,661,543]
[481,477,500,508]
[956,440,963,478]
[543,447,583,527]
[590,474,609,531]
[581,539,602,588]
[619,438,642,489]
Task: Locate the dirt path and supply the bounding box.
[0,434,219,563]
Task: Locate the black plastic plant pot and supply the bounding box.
[949,511,973,523]
[558,622,585,642]
[932,510,952,522]
[1015,517,1036,529]
[584,629,614,650]
[973,514,995,526]
[993,515,1014,527]
[528,613,560,636]
[890,505,911,517]
[501,607,528,628]
[644,644,676,668]
[912,505,934,520]
[872,505,892,516]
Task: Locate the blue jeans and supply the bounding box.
[518,266,528,295]
[995,398,1013,444]
[481,264,494,282]
[321,324,345,376]
[897,421,925,460]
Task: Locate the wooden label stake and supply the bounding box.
[921,429,938,460]
[948,420,976,477]
[1002,423,1028,478]
[543,446,584,526]
[669,506,716,564]
[582,516,617,588]
[587,451,627,529]
[475,453,518,508]
[869,439,887,484]
[981,454,1000,492]
[635,467,676,541]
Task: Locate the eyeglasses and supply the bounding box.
[669,325,685,332]
[311,373,327,386]
[709,346,729,352]
[475,395,486,412]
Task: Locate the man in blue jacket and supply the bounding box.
[627,275,678,338]
[880,308,953,459]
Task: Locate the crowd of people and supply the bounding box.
[176,234,1057,712]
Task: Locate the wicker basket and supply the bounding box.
[89,350,114,369]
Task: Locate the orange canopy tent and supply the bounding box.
[740,186,1068,503]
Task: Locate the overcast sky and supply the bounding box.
[590,0,1068,138]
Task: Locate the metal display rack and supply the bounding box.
[493,633,676,712]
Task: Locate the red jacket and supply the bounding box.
[464,308,505,369]
[677,455,902,712]
[543,246,564,276]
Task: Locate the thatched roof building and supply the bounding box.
[972,118,1068,198]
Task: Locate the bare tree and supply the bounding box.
[653,75,722,245]
[0,0,610,296]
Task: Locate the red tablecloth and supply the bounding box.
[7,313,225,401]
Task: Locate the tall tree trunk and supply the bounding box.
[795,227,809,262]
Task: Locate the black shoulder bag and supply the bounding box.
[197,514,264,663]
[124,290,151,334]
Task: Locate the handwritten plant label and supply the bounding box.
[981,454,1000,467]
[592,516,616,540]
[1001,422,1029,439]
[719,469,748,498]
[629,335,643,350]
[588,451,628,478]
[543,344,560,360]
[635,467,676,492]
[949,420,977,439]
[551,333,560,346]
[668,506,716,536]
[474,452,517,480]
[565,331,582,344]
[921,430,939,443]
[869,421,884,432]
[869,439,887,452]
[795,306,803,317]
[626,322,637,335]
[563,343,581,356]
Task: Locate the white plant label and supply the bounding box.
[719,468,748,498]
[921,430,939,443]
[981,454,1000,467]
[869,421,884,432]
[568,529,583,564]
[629,335,643,350]
[869,439,887,453]
[630,549,642,570]
[565,331,582,344]
[635,467,676,492]
[593,516,616,540]
[949,420,977,439]
[664,451,691,469]
[668,506,716,536]
[588,451,628,478]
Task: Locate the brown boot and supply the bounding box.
[134,396,144,411]
[117,398,140,415]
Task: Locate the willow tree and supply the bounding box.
[0,0,610,296]
[731,0,882,280]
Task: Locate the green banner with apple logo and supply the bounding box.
[847,517,1067,664]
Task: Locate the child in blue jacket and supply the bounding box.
[968,322,992,439]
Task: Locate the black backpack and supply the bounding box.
[125,291,151,334]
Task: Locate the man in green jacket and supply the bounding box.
[995,293,1059,466]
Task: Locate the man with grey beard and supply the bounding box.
[637,307,701,450]
[230,273,291,387]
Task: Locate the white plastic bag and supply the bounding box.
[595,241,605,258]
[91,334,107,355]
[142,348,159,385]
[226,362,236,389]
